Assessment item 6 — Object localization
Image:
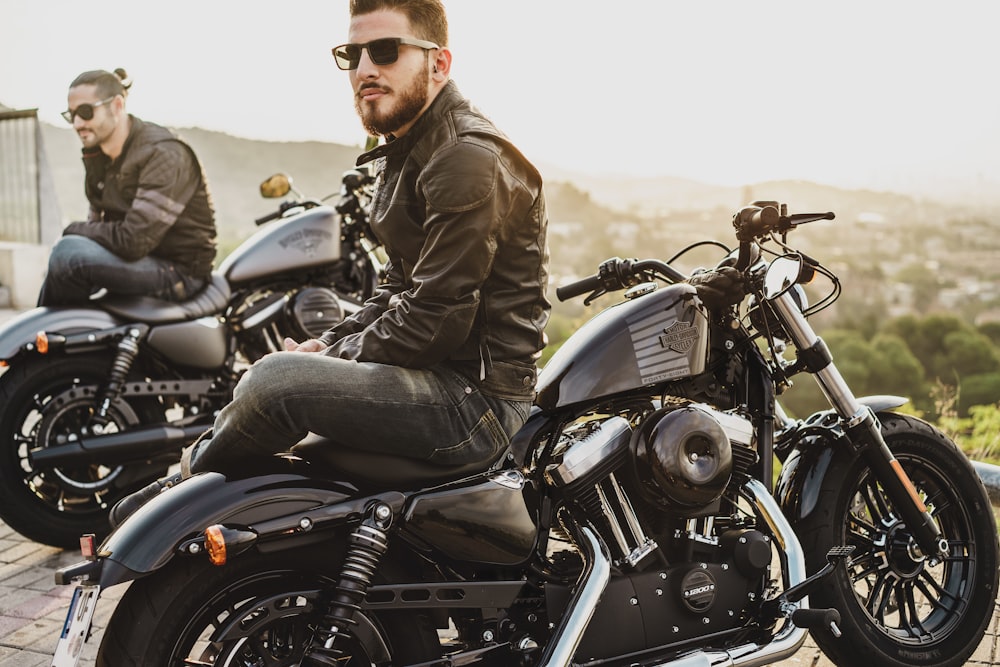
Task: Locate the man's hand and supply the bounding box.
[688,266,745,309]
[283,337,329,353]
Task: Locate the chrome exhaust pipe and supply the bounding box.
[654,478,810,667]
[538,513,611,667]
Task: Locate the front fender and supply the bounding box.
[96,467,372,588]
[0,306,123,362]
[775,397,907,522]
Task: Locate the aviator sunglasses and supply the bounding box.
[61,95,118,124]
[332,37,439,70]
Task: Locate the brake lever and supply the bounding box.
[583,289,607,307]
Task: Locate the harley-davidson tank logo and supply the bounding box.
[659,321,698,353]
[626,300,701,384]
[278,228,333,256]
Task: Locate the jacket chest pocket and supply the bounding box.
[107,168,138,205]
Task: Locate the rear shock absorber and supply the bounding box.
[309,501,393,664]
[95,326,147,420]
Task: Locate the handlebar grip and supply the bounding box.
[556,274,603,302]
[734,205,780,241]
[254,210,283,226]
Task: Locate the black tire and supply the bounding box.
[0,355,167,548]
[98,546,443,666]
[796,412,999,667]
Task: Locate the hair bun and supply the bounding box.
[113,68,133,91]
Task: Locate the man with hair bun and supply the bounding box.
[38,68,217,306]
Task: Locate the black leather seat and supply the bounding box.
[290,434,507,489]
[97,272,231,323]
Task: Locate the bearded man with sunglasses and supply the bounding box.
[109,0,550,520]
[37,68,217,307]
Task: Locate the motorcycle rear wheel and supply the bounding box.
[0,355,167,547]
[98,547,443,666]
[796,412,998,667]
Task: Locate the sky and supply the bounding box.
[2,1,998,201]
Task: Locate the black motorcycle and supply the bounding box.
[0,168,382,548]
[51,202,998,667]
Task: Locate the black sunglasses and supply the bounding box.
[332,37,439,70]
[61,95,117,124]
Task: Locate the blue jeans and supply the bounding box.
[185,351,532,475]
[37,235,205,306]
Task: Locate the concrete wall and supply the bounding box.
[0,241,46,309]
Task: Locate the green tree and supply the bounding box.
[882,314,1000,384]
[959,373,1000,415]
[978,321,1000,347]
[868,334,927,398]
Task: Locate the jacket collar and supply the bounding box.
[356,80,464,166]
[81,114,143,164]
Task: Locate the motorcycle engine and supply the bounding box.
[631,403,752,514]
[232,287,348,361]
[543,409,769,658]
[287,287,346,339]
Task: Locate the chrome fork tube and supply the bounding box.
[769,291,860,418]
[770,289,946,555]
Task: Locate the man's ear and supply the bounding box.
[431,47,452,80]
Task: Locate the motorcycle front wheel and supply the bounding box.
[796,412,999,667]
[98,546,443,666]
[0,355,168,548]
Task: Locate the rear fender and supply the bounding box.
[775,396,907,522]
[95,465,396,588]
[0,306,122,362]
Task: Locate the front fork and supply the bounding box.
[770,290,947,558]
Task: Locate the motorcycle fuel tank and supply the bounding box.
[536,284,709,410]
[220,206,341,286]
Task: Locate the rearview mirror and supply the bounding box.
[260,173,292,199]
[763,254,803,300]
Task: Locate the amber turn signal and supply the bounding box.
[204,524,258,567]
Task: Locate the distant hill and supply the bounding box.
[29,119,997,257]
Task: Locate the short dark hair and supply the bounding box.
[349,0,448,47]
[70,68,132,99]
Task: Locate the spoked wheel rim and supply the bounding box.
[15,381,137,513]
[170,570,387,666]
[843,453,976,644]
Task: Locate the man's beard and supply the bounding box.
[355,67,430,136]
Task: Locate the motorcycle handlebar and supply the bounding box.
[254,199,324,226]
[556,274,604,302]
[557,204,835,302]
[254,209,284,226]
[556,258,688,302]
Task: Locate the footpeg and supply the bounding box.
[761,545,855,621]
[782,545,855,605]
[792,607,842,637]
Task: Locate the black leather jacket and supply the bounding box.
[64,116,217,280]
[320,82,550,400]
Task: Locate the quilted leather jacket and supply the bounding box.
[64,116,217,280]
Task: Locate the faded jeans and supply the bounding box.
[37,235,204,306]
[184,351,532,476]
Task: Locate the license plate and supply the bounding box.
[50,584,100,667]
